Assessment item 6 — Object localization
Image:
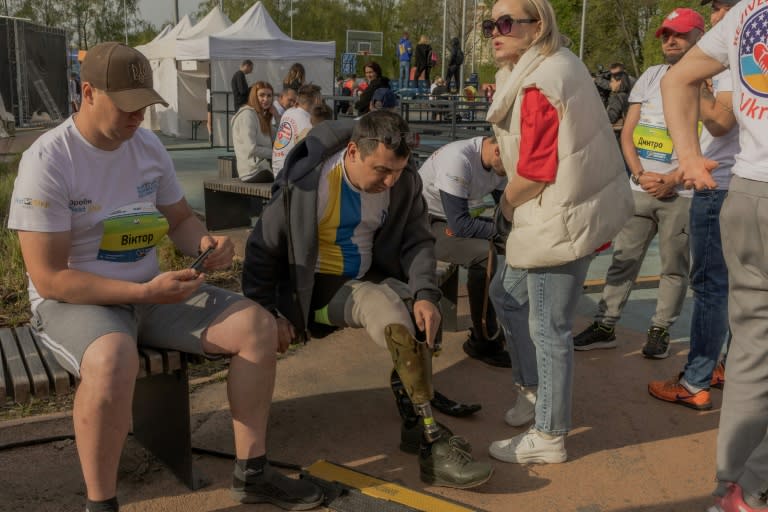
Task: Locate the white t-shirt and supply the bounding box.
[7,118,184,311]
[699,70,740,190]
[628,64,698,197]
[697,2,768,183]
[315,150,390,278]
[271,106,312,176]
[419,137,507,218]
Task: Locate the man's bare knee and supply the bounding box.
[79,333,139,389]
[203,299,278,356]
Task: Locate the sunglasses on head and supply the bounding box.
[482,15,539,38]
[361,132,420,150]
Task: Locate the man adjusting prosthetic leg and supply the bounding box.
[243,111,492,489]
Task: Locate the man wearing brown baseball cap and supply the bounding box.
[80,41,168,112]
[7,41,323,512]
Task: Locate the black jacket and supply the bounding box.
[355,76,391,114]
[415,44,432,69]
[231,70,249,110]
[242,120,440,337]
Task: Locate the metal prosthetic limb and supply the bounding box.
[384,324,441,444]
[390,368,419,427]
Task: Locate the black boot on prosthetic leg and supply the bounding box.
[384,324,493,489]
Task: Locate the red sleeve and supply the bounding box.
[517,87,559,183]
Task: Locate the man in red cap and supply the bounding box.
[7,42,323,512]
[574,8,705,358]
[647,0,740,411]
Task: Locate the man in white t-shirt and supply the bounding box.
[272,86,297,123]
[7,43,322,512]
[574,8,705,359]
[662,1,768,510]
[271,83,321,176]
[418,137,511,368]
[648,0,740,412]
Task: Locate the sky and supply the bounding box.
[138,0,201,28]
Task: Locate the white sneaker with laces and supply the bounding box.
[504,386,536,427]
[489,427,567,464]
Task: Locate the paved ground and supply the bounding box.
[0,297,717,512]
[0,129,718,512]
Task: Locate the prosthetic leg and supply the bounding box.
[385,324,493,489]
[385,325,440,443]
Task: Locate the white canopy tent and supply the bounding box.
[176,1,336,146]
[151,24,173,43]
[135,15,194,134]
[136,15,192,61]
[136,9,234,137]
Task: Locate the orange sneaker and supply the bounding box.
[711,361,725,390]
[648,377,712,410]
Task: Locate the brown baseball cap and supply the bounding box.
[81,42,168,112]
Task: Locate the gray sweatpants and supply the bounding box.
[595,190,690,329]
[716,176,768,498]
[324,278,416,348]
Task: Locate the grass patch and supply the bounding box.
[0,156,243,418]
[0,156,30,328]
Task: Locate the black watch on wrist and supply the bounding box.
[631,170,644,185]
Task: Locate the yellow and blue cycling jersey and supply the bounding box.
[315,151,390,278]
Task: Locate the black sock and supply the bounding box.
[236,455,267,474]
[85,497,119,512]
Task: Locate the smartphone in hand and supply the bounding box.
[190,247,214,273]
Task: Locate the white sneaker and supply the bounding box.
[489,428,567,464]
[504,386,536,427]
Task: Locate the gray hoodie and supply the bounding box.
[242,119,440,338]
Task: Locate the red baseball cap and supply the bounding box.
[655,8,706,38]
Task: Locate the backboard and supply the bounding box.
[346,30,383,56]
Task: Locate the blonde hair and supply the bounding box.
[516,0,564,57]
[419,35,429,44]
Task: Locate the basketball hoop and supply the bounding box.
[358,50,370,58]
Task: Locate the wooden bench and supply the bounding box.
[0,325,205,490]
[203,178,273,231]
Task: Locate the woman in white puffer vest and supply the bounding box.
[483,0,633,464]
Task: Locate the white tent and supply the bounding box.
[137,8,234,137]
[176,1,336,146]
[151,24,173,43]
[136,15,193,61]
[136,16,195,134]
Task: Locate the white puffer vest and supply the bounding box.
[488,46,633,268]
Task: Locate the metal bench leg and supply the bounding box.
[439,269,459,332]
[132,369,207,490]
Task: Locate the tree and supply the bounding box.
[8,0,147,49]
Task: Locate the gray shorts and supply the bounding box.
[31,284,245,378]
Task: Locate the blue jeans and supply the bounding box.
[683,189,730,389]
[490,255,591,435]
[399,61,410,88]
